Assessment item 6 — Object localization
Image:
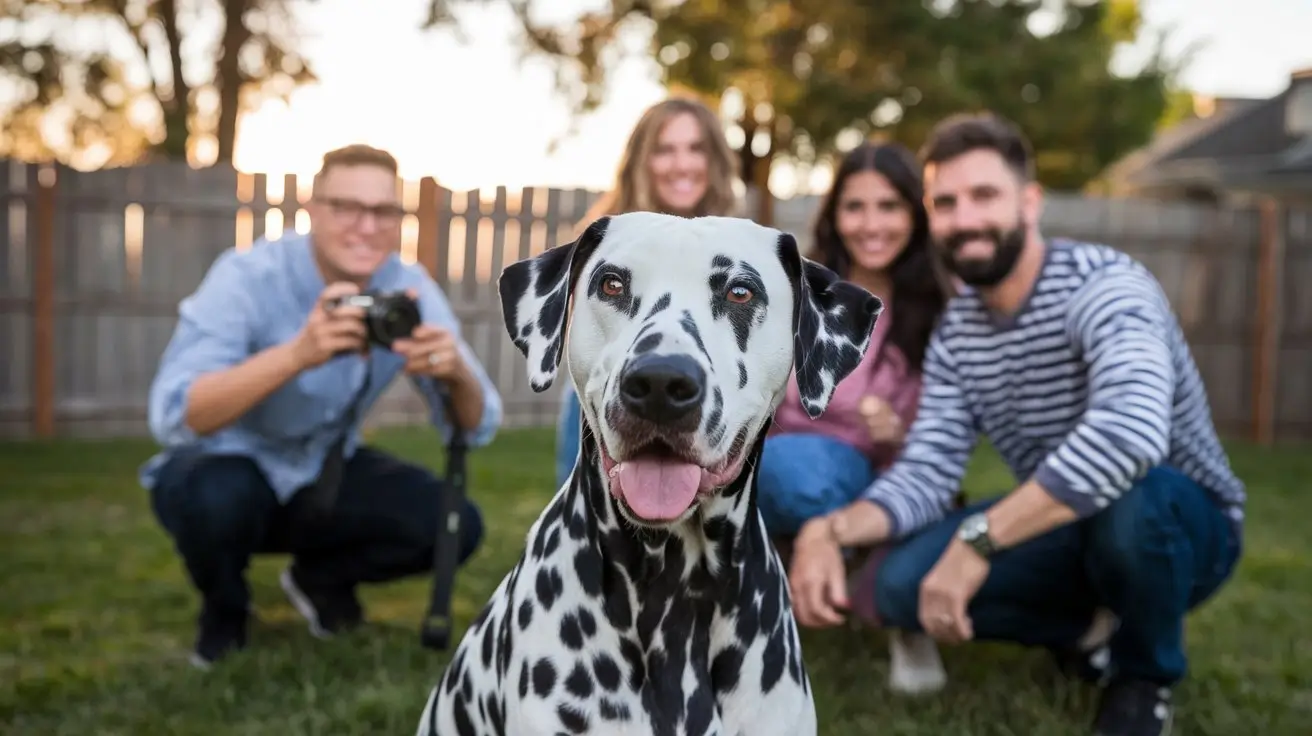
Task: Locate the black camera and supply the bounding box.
[326,290,422,348]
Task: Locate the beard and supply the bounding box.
[934,217,1027,288]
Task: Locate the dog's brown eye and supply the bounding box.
[726,285,753,304]
[602,276,625,297]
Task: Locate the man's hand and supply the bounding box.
[917,538,989,644]
[290,282,369,370]
[392,324,468,382]
[789,517,850,628]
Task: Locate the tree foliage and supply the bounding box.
[0,0,316,168]
[425,0,1186,195]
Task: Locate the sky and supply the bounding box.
[226,0,1312,193]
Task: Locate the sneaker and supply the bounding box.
[1055,607,1118,685]
[1053,643,1114,685]
[1093,678,1174,736]
[188,605,249,670]
[279,565,363,639]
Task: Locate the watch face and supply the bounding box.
[961,514,984,538]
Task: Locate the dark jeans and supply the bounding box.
[872,466,1241,686]
[149,446,484,619]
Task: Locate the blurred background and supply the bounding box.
[1,0,1310,445]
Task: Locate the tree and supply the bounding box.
[0,0,316,168]
[424,0,1186,217]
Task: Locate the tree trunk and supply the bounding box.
[215,0,251,167]
[157,0,191,159]
[736,112,775,226]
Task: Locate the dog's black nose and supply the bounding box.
[619,353,706,425]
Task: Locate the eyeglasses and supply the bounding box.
[316,196,405,227]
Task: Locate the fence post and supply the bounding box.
[32,164,57,438]
[1251,198,1285,445]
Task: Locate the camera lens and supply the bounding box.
[368,295,421,347]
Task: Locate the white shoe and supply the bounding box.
[888,629,947,695]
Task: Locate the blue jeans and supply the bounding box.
[871,465,1241,685]
[556,385,583,489]
[149,446,484,618]
[757,433,877,537]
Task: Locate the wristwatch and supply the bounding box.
[956,512,999,559]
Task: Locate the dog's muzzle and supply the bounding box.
[598,352,750,525]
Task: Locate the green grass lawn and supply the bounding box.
[2,427,1310,735]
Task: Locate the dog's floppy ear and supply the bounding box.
[498,216,610,392]
[777,232,884,418]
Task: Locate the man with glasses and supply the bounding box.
[140,144,503,669]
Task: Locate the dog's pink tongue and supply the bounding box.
[614,457,702,521]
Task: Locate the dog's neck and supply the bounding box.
[569,424,768,586]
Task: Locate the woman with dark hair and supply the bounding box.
[758,140,950,540]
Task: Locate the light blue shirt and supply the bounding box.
[138,231,504,502]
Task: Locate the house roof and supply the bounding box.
[1104,70,1312,194]
[1161,92,1300,162]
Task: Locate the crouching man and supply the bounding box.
[140,144,502,668]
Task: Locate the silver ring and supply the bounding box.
[428,352,441,366]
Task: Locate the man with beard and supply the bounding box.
[787,112,1245,736]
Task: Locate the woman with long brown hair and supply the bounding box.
[760,140,949,538]
[555,96,742,487]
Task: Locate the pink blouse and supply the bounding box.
[769,307,922,471]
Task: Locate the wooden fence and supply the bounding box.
[2,159,1310,442]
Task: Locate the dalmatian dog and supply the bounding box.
[415,212,882,735]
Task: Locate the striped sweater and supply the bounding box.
[863,238,1246,539]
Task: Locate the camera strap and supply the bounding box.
[290,364,374,546]
[421,378,468,649]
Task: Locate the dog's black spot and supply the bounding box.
[480,614,496,668]
[460,669,474,702]
[443,648,466,694]
[602,563,633,630]
[542,526,561,557]
[531,657,557,697]
[705,387,726,447]
[535,567,564,611]
[567,510,587,540]
[573,545,603,598]
[453,697,477,736]
[577,607,597,638]
[517,599,533,630]
[684,685,716,735]
[599,698,632,721]
[564,660,594,698]
[678,309,711,363]
[619,637,645,692]
[633,331,662,355]
[593,652,622,691]
[737,360,747,389]
[480,691,505,736]
[647,292,671,318]
[760,624,787,693]
[557,702,590,734]
[711,644,744,694]
[560,611,585,650]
